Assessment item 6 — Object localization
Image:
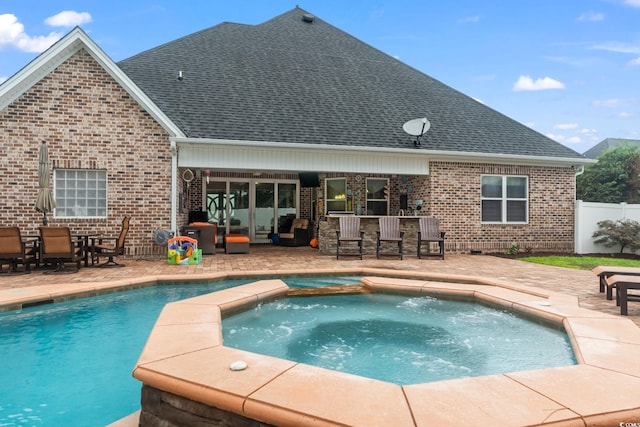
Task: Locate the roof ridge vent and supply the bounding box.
[302,13,315,23]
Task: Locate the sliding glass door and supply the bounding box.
[254,182,274,242]
[206,178,299,243]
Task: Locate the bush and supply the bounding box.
[592,219,640,253]
[505,244,520,255]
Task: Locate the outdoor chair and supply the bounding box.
[0,227,37,274]
[39,226,82,273]
[336,216,364,259]
[376,217,404,259]
[91,216,131,267]
[592,265,640,299]
[279,218,312,247]
[417,217,446,259]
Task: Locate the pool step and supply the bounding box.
[287,284,371,296]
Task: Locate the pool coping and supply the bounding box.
[4,268,640,426]
[131,269,640,426]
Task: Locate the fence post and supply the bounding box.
[575,200,583,254]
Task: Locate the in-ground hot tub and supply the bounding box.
[222,291,576,385]
[132,270,640,426]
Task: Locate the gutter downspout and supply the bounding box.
[574,165,585,254]
[170,140,178,233]
[574,164,585,200]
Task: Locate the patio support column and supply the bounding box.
[170,139,178,233]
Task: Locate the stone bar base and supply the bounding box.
[318,216,434,257]
[139,385,275,427]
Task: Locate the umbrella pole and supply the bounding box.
[43,212,48,226]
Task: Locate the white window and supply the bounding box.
[481,175,528,223]
[54,169,107,218]
[325,178,347,214]
[366,178,388,215]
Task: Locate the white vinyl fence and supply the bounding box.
[575,200,640,254]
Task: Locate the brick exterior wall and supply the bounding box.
[316,163,575,254]
[0,49,172,256]
[427,162,575,253]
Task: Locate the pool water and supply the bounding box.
[0,281,248,427]
[0,276,357,427]
[223,293,577,385]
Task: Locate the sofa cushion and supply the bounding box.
[225,234,250,243]
[289,218,309,233]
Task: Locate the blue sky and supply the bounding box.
[1,1,639,154]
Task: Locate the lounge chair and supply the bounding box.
[592,265,640,300]
[603,275,640,315]
[39,226,82,273]
[417,217,446,259]
[91,216,131,267]
[0,227,37,274]
[376,217,404,259]
[336,216,364,259]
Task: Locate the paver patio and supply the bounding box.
[0,246,637,326]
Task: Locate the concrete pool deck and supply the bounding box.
[1,246,639,426]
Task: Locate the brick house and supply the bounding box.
[0,7,592,255]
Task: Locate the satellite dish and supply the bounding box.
[402,117,431,146]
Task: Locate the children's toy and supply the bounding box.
[167,236,202,265]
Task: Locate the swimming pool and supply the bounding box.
[223,293,576,384]
[0,276,359,427]
[0,284,234,426]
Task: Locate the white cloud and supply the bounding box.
[565,136,582,144]
[513,75,566,91]
[577,11,604,22]
[547,133,582,144]
[580,128,598,135]
[0,76,7,84]
[554,123,579,130]
[623,0,640,7]
[458,15,480,24]
[45,11,92,27]
[592,98,623,107]
[630,57,640,65]
[619,111,634,118]
[591,41,640,55]
[0,11,90,53]
[0,14,62,53]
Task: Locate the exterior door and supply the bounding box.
[254,182,274,243]
[206,179,299,243]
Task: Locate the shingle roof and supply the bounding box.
[583,138,640,158]
[118,7,585,159]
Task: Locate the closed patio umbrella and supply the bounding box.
[35,141,56,225]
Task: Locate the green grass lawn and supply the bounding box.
[520,255,640,270]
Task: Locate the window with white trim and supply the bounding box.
[325,177,347,214]
[481,175,528,223]
[54,169,107,218]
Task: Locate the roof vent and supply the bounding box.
[302,13,315,23]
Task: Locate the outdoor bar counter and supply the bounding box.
[317,215,426,257]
